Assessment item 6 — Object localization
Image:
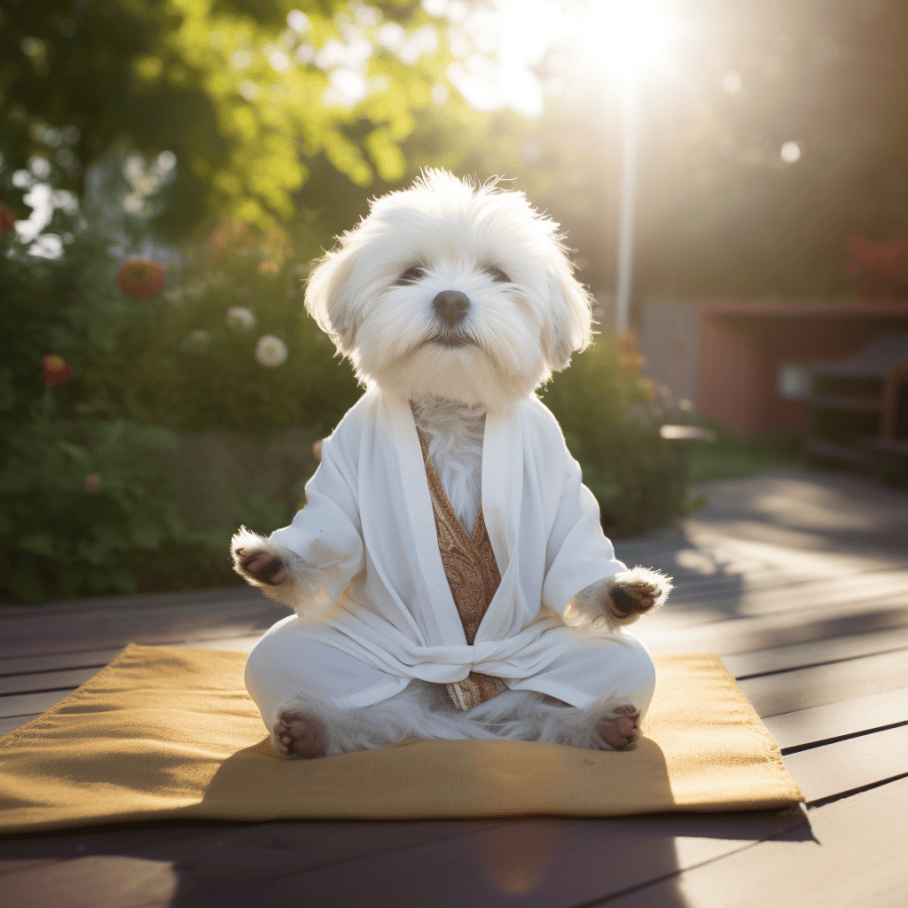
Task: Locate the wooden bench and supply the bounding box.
[800,335,908,477]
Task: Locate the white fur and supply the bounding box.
[275,684,638,757]
[305,170,593,416]
[411,396,485,535]
[233,171,673,756]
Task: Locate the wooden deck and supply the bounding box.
[1,468,907,907]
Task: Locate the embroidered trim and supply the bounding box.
[446,673,508,711]
[416,428,505,711]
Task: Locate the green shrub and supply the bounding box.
[98,222,361,437]
[0,224,200,603]
[0,217,315,603]
[542,336,688,538]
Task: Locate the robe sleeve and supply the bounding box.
[539,416,627,618]
[264,418,366,610]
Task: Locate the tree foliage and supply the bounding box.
[0,0,467,232]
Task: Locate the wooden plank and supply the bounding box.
[783,725,908,803]
[0,636,259,681]
[0,690,77,720]
[8,811,804,908]
[0,819,529,907]
[0,714,39,736]
[662,569,827,604]
[644,571,908,631]
[0,667,101,697]
[0,585,261,618]
[0,598,288,658]
[639,600,908,659]
[0,818,516,875]
[0,823,247,875]
[763,688,908,749]
[683,525,908,576]
[720,627,908,678]
[602,775,908,907]
[739,648,908,717]
[0,854,182,905]
[0,648,125,676]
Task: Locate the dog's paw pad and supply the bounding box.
[275,711,325,759]
[609,585,656,617]
[596,705,640,750]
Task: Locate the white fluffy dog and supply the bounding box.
[233,171,671,758]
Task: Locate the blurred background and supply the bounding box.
[2,0,907,604]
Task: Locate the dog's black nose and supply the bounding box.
[433,290,470,326]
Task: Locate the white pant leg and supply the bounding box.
[245,616,507,756]
[244,614,410,732]
[505,632,657,715]
[465,633,656,749]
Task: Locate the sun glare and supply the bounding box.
[581,0,676,79]
[442,0,679,117]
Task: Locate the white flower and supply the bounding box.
[226,306,256,330]
[182,329,210,352]
[255,334,287,367]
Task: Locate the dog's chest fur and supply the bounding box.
[411,397,485,537]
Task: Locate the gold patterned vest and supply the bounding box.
[416,429,507,710]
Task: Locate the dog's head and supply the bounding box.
[305,170,593,412]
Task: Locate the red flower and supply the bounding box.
[42,354,72,386]
[117,259,166,300]
[0,203,16,233]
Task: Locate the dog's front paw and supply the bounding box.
[608,581,659,618]
[608,567,673,620]
[231,526,325,613]
[236,548,287,585]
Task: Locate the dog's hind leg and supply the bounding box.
[482,632,657,750]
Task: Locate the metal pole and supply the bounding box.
[615,75,637,336]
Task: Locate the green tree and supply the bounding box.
[0,0,470,233]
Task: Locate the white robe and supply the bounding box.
[252,388,633,709]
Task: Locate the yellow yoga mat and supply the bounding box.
[0,645,803,833]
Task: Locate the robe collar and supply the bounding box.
[379,391,526,646]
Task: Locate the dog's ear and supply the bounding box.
[542,256,593,372]
[304,242,360,355]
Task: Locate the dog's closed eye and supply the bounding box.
[485,266,511,283]
[395,265,426,285]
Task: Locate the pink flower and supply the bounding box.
[41,355,71,386]
[84,473,101,494]
[117,259,166,300]
[0,203,17,233]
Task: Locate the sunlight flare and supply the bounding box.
[582,0,676,78]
